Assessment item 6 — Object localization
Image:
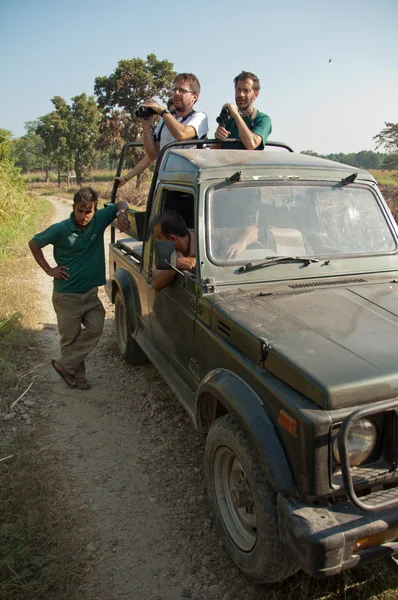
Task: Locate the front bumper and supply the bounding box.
[278,493,398,577]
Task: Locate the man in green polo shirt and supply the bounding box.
[29,187,129,390]
[214,71,272,150]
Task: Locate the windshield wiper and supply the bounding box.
[239,256,319,273]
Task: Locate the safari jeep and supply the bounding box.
[106,140,398,583]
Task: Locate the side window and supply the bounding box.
[147,187,195,275]
[161,189,195,229]
[148,188,195,234]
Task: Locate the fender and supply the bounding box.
[196,368,295,495]
[112,269,142,335]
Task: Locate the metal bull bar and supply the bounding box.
[337,397,398,512]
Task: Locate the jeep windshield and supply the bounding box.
[206,183,396,266]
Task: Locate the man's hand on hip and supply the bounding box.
[47,266,69,280]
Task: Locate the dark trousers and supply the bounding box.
[52,287,105,377]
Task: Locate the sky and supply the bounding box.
[1,0,397,154]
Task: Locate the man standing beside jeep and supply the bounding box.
[28,187,130,390]
[140,73,208,161]
[215,71,272,150]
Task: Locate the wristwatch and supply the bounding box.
[160,109,169,117]
[116,209,125,218]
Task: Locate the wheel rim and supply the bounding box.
[115,296,127,352]
[213,446,257,552]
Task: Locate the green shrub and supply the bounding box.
[0,130,50,260]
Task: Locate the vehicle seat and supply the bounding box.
[266,228,311,256]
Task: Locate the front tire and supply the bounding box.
[204,414,299,583]
[114,290,146,364]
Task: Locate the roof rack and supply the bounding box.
[111,139,293,203]
[111,139,295,243]
[264,141,294,152]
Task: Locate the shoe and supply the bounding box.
[75,377,91,390]
[51,360,76,388]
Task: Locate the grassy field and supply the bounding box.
[369,169,398,186]
[27,177,151,208]
[0,171,53,395]
[23,168,118,184]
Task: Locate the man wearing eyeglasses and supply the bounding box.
[214,71,272,150]
[141,73,208,161]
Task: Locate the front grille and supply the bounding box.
[352,466,396,486]
[290,278,366,289]
[356,486,398,509]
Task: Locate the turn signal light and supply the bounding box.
[353,526,398,551]
[278,410,298,436]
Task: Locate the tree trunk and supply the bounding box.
[45,165,49,183]
[58,169,61,188]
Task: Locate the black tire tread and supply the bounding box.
[205,413,299,583]
[114,291,146,364]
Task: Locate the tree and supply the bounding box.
[37,94,101,185]
[301,150,320,157]
[69,94,101,183]
[95,54,175,186]
[374,122,398,170]
[36,99,73,182]
[301,149,385,169]
[11,121,47,173]
[96,109,129,169]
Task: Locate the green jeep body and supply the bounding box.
[107,141,398,583]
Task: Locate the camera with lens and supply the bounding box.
[135,105,156,120]
[216,107,230,127]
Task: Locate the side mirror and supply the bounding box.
[155,241,177,270]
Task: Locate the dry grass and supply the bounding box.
[369,170,398,186]
[28,179,151,209]
[0,193,50,261]
[0,434,89,600]
[0,203,53,410]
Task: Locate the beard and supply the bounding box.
[236,100,250,113]
[174,98,190,113]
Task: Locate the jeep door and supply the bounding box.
[148,185,200,394]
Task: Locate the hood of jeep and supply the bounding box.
[212,282,398,410]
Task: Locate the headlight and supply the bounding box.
[333,418,377,467]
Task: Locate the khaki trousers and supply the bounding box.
[52,287,105,377]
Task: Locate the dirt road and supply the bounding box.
[14,197,396,600]
[22,197,259,600]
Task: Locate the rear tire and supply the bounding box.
[204,414,299,583]
[114,290,146,364]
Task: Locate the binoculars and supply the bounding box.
[135,106,157,120]
[216,107,230,127]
